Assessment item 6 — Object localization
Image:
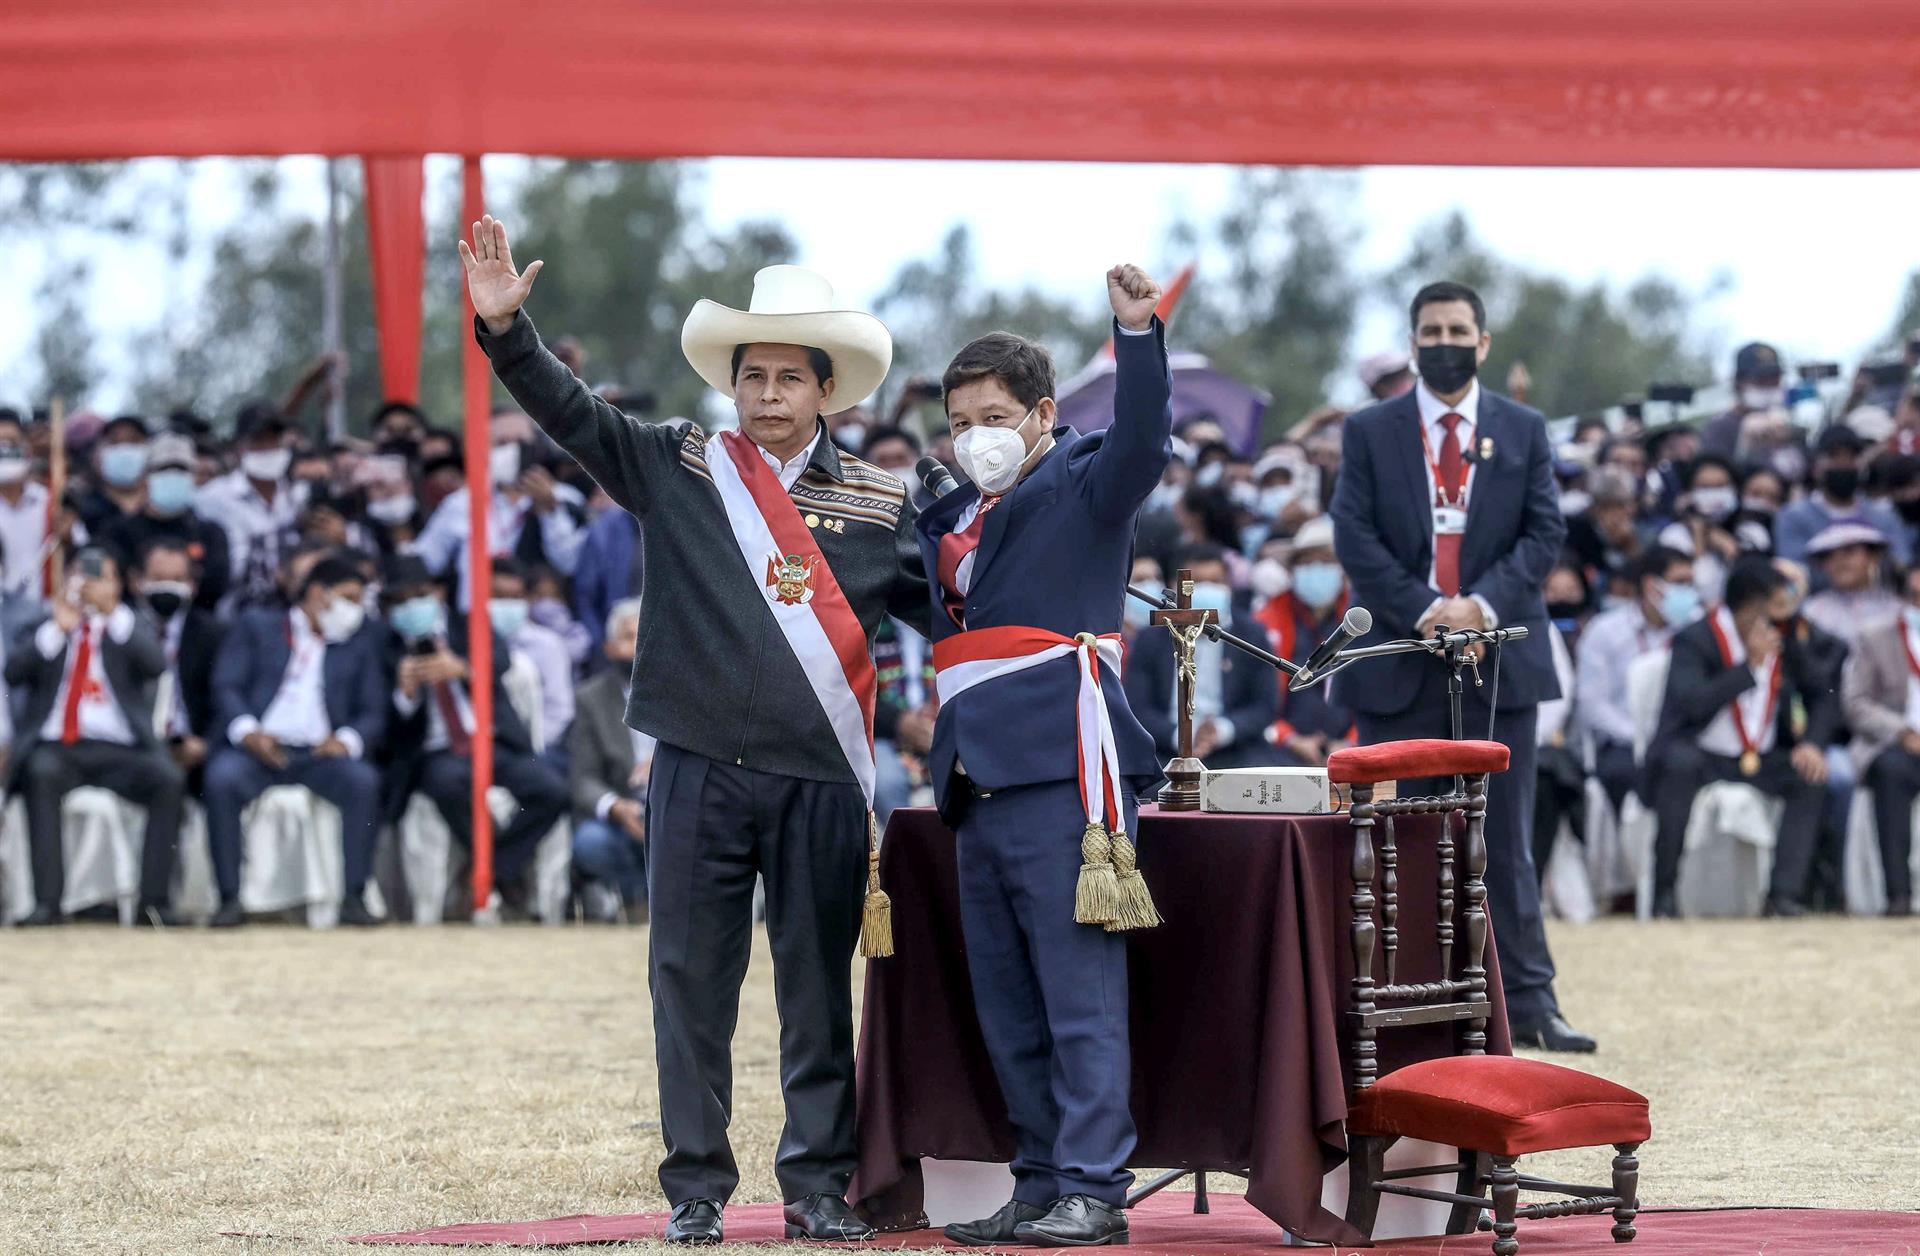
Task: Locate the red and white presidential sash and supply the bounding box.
[706,431,876,805]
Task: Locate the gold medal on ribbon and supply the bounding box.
[1739,749,1761,777]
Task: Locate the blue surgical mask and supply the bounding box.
[391,595,443,641]
[488,597,529,638]
[147,469,194,516]
[101,443,149,487]
[1291,562,1344,610]
[1190,581,1232,618]
[1658,581,1702,627]
[1123,596,1156,631]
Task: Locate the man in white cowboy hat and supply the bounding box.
[462,216,929,1245]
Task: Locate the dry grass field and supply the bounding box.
[2,917,1917,1254]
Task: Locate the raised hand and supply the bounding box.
[1107,264,1162,332]
[458,215,545,334]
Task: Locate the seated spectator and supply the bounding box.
[358,452,424,556]
[78,415,151,537]
[198,406,301,609]
[1777,425,1910,567]
[1842,563,1920,917]
[412,408,585,607]
[1122,555,1164,647]
[0,407,78,600]
[1657,455,1741,604]
[1733,464,1788,542]
[1645,556,1834,917]
[872,614,934,828]
[204,555,387,928]
[384,556,568,920]
[372,400,429,451]
[1802,522,1899,648]
[102,433,232,612]
[1575,546,1697,814]
[571,499,641,653]
[8,548,183,927]
[1123,544,1280,771]
[1251,516,1354,767]
[1533,603,1581,882]
[1701,342,1795,465]
[568,598,650,920]
[488,558,575,753]
[1564,467,1643,591]
[527,564,592,669]
[133,538,223,794]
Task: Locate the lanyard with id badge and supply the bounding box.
[1419,417,1472,537]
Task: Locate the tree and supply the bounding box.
[1883,270,1920,350]
[32,258,97,405]
[1168,170,1363,440]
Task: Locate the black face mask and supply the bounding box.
[1416,343,1480,396]
[1820,467,1861,501]
[145,591,185,619]
[1546,599,1585,620]
[1898,497,1920,524]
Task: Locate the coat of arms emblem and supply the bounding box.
[765,552,817,606]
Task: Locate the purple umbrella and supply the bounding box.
[1055,352,1270,455]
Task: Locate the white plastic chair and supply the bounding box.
[1,788,146,924]
[1843,794,1920,915]
[238,786,346,928]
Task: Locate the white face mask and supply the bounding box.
[366,494,416,525]
[489,442,522,487]
[241,447,292,482]
[0,455,27,485]
[954,408,1041,497]
[1740,386,1786,412]
[1250,557,1291,600]
[317,595,366,644]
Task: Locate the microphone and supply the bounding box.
[917,455,959,499]
[1291,605,1373,688]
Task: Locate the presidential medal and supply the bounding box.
[1739,749,1760,777]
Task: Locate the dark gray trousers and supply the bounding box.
[23,738,185,908]
[644,741,868,1207]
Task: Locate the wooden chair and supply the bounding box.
[1326,738,1650,1256]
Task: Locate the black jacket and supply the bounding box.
[5,608,167,792]
[1653,614,1840,755]
[160,605,224,739]
[102,513,233,612]
[381,620,526,820]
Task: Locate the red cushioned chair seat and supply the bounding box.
[1326,738,1511,785]
[1348,1056,1650,1156]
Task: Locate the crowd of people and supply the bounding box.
[5,327,1919,927]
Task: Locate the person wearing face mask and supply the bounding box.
[568,597,654,921]
[1775,426,1911,569]
[1647,556,1839,917]
[1701,342,1805,466]
[75,414,153,537]
[487,559,576,761]
[1840,562,1920,916]
[201,555,388,927]
[918,266,1171,1250]
[100,433,232,613]
[0,408,85,600]
[1656,454,1742,604]
[410,408,587,610]
[1330,280,1592,1053]
[1250,517,1355,767]
[1123,544,1282,774]
[527,564,593,669]
[134,538,224,799]
[1121,555,1166,645]
[1573,546,1697,824]
[1801,523,1899,648]
[198,407,304,609]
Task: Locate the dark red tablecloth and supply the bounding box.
[851,805,1511,1246]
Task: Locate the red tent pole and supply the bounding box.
[461,154,495,911]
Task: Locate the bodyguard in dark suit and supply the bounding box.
[382,556,568,918]
[1330,281,1592,1052]
[1645,556,1833,916]
[1124,545,1281,773]
[917,267,1171,1248]
[8,547,184,927]
[203,555,389,927]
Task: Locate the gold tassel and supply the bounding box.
[1105,828,1161,932]
[858,813,894,959]
[1074,822,1121,926]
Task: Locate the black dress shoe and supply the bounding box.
[1885,896,1911,918]
[945,1200,1049,1246]
[338,896,384,927]
[1014,1195,1130,1247]
[1509,1013,1598,1053]
[18,904,63,927]
[133,900,184,928]
[1762,895,1808,918]
[209,901,246,929]
[783,1193,873,1242]
[665,1198,723,1245]
[1651,888,1680,919]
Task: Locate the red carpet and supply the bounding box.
[344,1192,1920,1253]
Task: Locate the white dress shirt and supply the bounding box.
[411,485,587,609]
[227,608,362,756]
[0,481,87,598]
[1574,602,1675,749]
[1412,379,1499,629]
[1699,606,1779,757]
[758,428,823,490]
[510,620,576,741]
[1903,619,1920,733]
[197,471,301,604]
[37,605,138,745]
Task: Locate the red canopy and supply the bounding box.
[4,0,1918,169]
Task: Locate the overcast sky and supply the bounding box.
[5,157,1919,412]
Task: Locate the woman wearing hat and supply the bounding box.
[462,217,929,1245]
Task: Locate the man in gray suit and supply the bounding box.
[1842,564,1920,917]
[569,597,649,915]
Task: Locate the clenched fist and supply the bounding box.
[1107,264,1162,333]
[458,215,545,335]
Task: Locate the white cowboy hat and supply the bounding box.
[680,265,892,415]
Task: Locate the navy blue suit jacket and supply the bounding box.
[917,319,1174,821]
[1328,388,1565,715]
[211,608,391,754]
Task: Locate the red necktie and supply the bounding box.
[432,678,473,755]
[59,623,93,744]
[1434,413,1466,597]
[937,497,999,628]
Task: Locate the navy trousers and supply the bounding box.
[955,779,1138,1208]
[204,746,382,904]
[1357,700,1560,1026]
[645,741,868,1207]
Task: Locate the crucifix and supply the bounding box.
[1151,567,1218,811]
